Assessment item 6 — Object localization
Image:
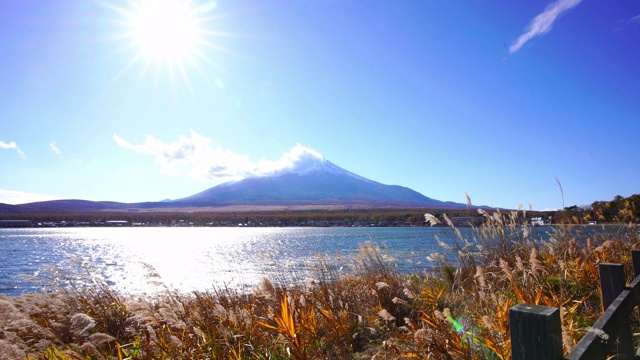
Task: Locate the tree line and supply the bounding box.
[561,193,639,224]
[1,208,488,227]
[3,193,637,226]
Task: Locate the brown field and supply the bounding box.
[0,209,638,359]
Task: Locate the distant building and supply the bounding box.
[450,217,484,227]
[105,220,129,227]
[0,220,33,228]
[530,217,546,226]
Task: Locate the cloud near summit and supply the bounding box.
[113,131,324,182]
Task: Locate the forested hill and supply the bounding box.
[561,194,640,223]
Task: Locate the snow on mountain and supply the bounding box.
[257,148,373,183]
[174,150,464,208]
[7,146,469,211]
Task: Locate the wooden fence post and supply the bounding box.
[632,250,640,280]
[598,263,633,359]
[600,263,625,309]
[509,304,563,360]
[633,250,640,320]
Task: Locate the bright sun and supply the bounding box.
[131,0,200,63]
[104,0,228,91]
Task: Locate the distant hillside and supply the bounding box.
[0,203,26,214]
[173,158,465,208]
[3,153,473,213]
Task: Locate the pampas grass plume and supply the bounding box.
[378,309,395,322]
[70,313,95,339]
[424,213,440,226]
[253,277,276,300]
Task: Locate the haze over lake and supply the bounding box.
[0,226,565,296]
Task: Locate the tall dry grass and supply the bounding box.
[0,209,637,359]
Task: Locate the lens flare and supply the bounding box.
[446,314,466,334]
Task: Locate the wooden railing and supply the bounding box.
[509,250,640,360]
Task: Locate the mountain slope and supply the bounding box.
[12,200,130,213]
[172,157,465,208]
[5,152,469,212]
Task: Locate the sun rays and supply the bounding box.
[102,0,231,94]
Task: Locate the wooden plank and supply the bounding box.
[509,304,563,360]
[599,263,634,359]
[567,259,640,359]
[599,263,625,309]
[632,250,640,323]
[628,270,640,306]
[632,250,640,279]
[509,252,640,360]
[567,288,636,359]
[628,253,640,358]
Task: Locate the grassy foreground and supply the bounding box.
[1,210,639,359]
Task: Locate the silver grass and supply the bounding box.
[0,340,25,360]
[404,317,415,328]
[213,303,227,318]
[515,256,526,273]
[70,313,95,339]
[424,213,440,226]
[0,300,25,326]
[482,315,493,330]
[158,306,187,330]
[474,266,487,288]
[80,341,98,355]
[253,277,276,300]
[378,309,395,322]
[435,234,451,250]
[414,328,429,340]
[88,332,115,345]
[403,288,416,299]
[529,247,543,277]
[392,297,407,305]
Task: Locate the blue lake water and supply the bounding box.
[0,226,556,296]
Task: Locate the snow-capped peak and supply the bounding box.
[254,144,328,177]
[213,143,372,183]
[257,144,374,183]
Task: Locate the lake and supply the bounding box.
[0,226,555,296]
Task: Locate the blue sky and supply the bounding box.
[1,0,639,210]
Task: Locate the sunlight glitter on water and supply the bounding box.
[0,226,518,296]
[74,227,307,295]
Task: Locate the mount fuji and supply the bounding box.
[166,152,466,209]
[4,149,469,212]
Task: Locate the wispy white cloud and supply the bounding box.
[49,141,61,155]
[0,189,60,205]
[0,140,26,159]
[510,0,582,54]
[612,13,640,34]
[113,131,324,182]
